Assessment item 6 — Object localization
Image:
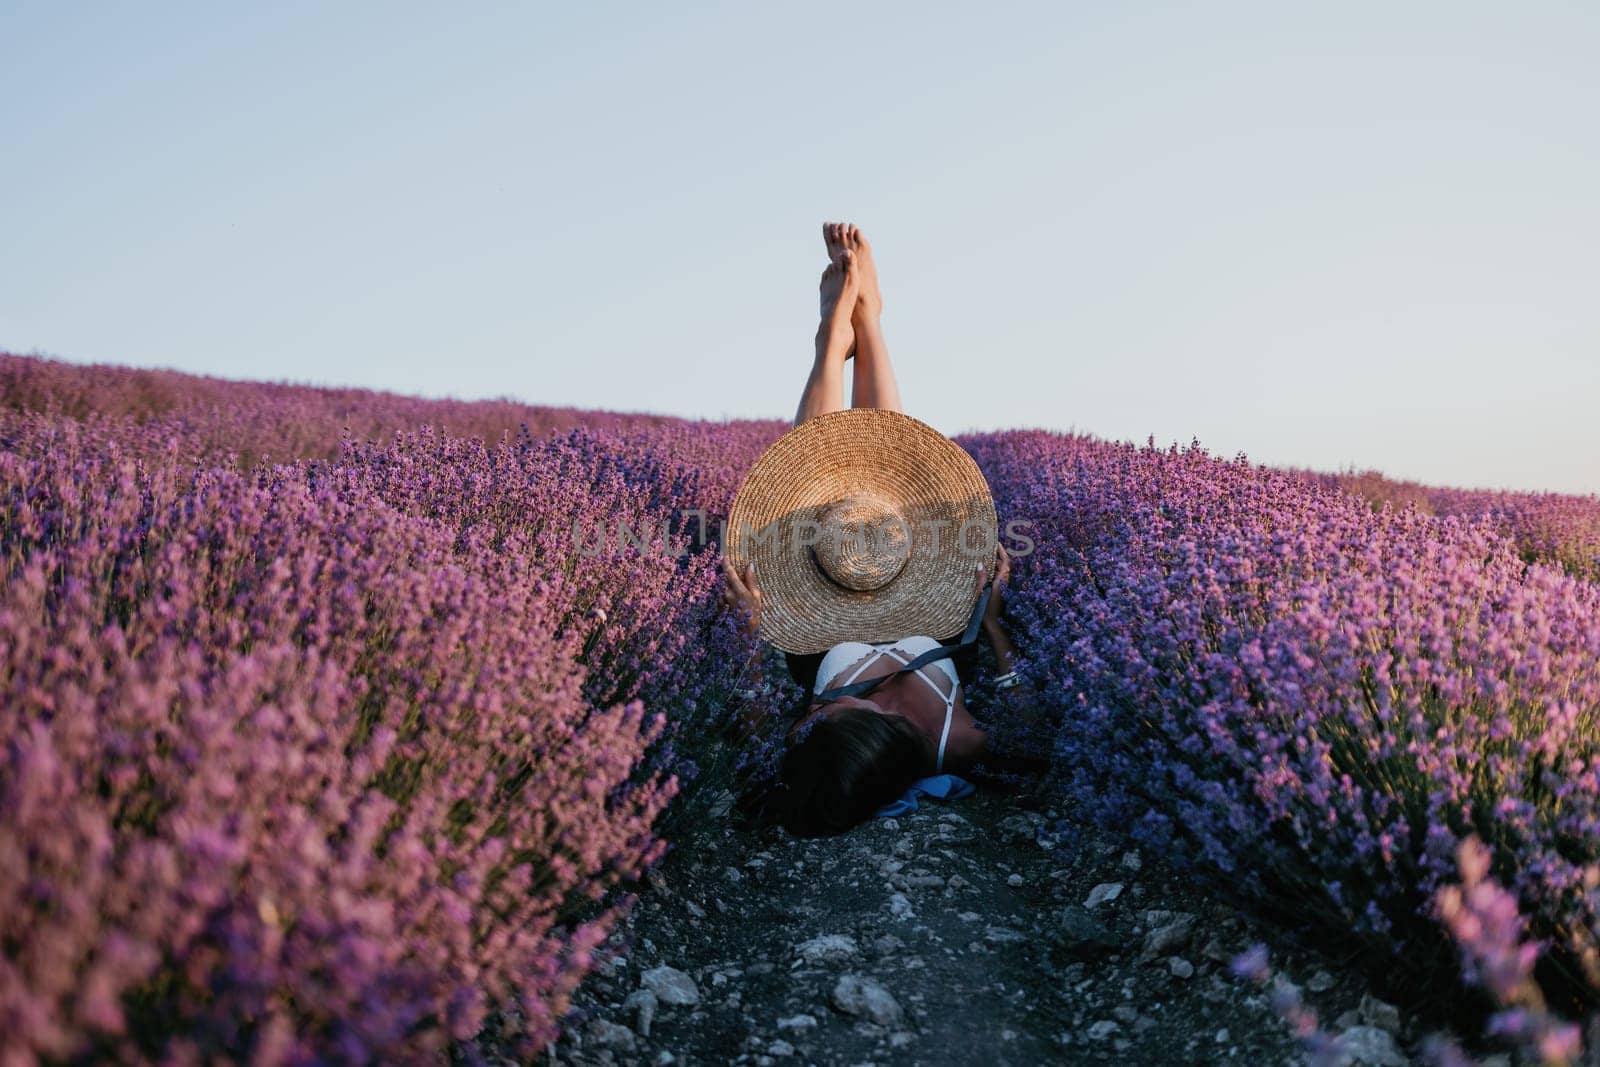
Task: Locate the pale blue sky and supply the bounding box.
[4,2,1597,493]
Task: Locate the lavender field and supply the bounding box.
[5,351,1600,1064]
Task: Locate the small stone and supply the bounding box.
[1307,970,1336,993]
[1334,1010,1361,1030]
[1169,957,1194,979]
[1085,882,1123,908]
[640,965,700,1006]
[999,814,1036,840]
[1121,850,1143,871]
[724,867,743,883]
[1336,1025,1407,1066]
[621,989,658,1036]
[872,934,905,956]
[1359,994,1402,1035]
[1133,1017,1158,1035]
[776,1013,818,1032]
[1112,1005,1139,1024]
[1214,1027,1230,1043]
[1053,906,1119,961]
[1138,911,1195,961]
[766,1039,796,1057]
[795,934,859,964]
[1006,873,1024,886]
[946,874,972,891]
[905,874,946,889]
[888,893,915,920]
[655,1051,675,1065]
[1086,1020,1121,1041]
[985,926,1027,944]
[830,974,905,1027]
[957,910,982,922]
[584,1019,637,1051]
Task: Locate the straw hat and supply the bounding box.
[725,409,997,654]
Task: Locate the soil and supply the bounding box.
[504,783,1473,1066]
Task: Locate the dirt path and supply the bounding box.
[522,783,1441,1066]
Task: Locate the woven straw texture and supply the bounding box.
[725,409,997,654]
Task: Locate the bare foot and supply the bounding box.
[816,248,859,363]
[822,222,856,360]
[823,221,882,326]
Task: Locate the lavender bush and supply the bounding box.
[0,403,773,1061]
[969,429,1600,1011]
[1428,836,1589,1065]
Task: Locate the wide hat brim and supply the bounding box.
[725,409,997,654]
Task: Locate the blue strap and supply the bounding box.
[812,582,991,705]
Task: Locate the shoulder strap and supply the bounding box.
[812,582,991,704]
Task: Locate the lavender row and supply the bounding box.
[0,350,786,468]
[0,413,772,1063]
[1301,467,1600,582]
[966,430,1600,1018]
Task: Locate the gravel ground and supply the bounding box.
[491,786,1499,1066]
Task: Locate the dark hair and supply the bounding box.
[754,701,929,837]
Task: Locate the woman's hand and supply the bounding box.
[719,557,764,638]
[976,543,1011,628]
[976,543,1021,683]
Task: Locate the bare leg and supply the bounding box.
[824,222,902,412]
[793,249,860,427]
[850,314,901,413]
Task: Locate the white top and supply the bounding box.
[813,636,960,773]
